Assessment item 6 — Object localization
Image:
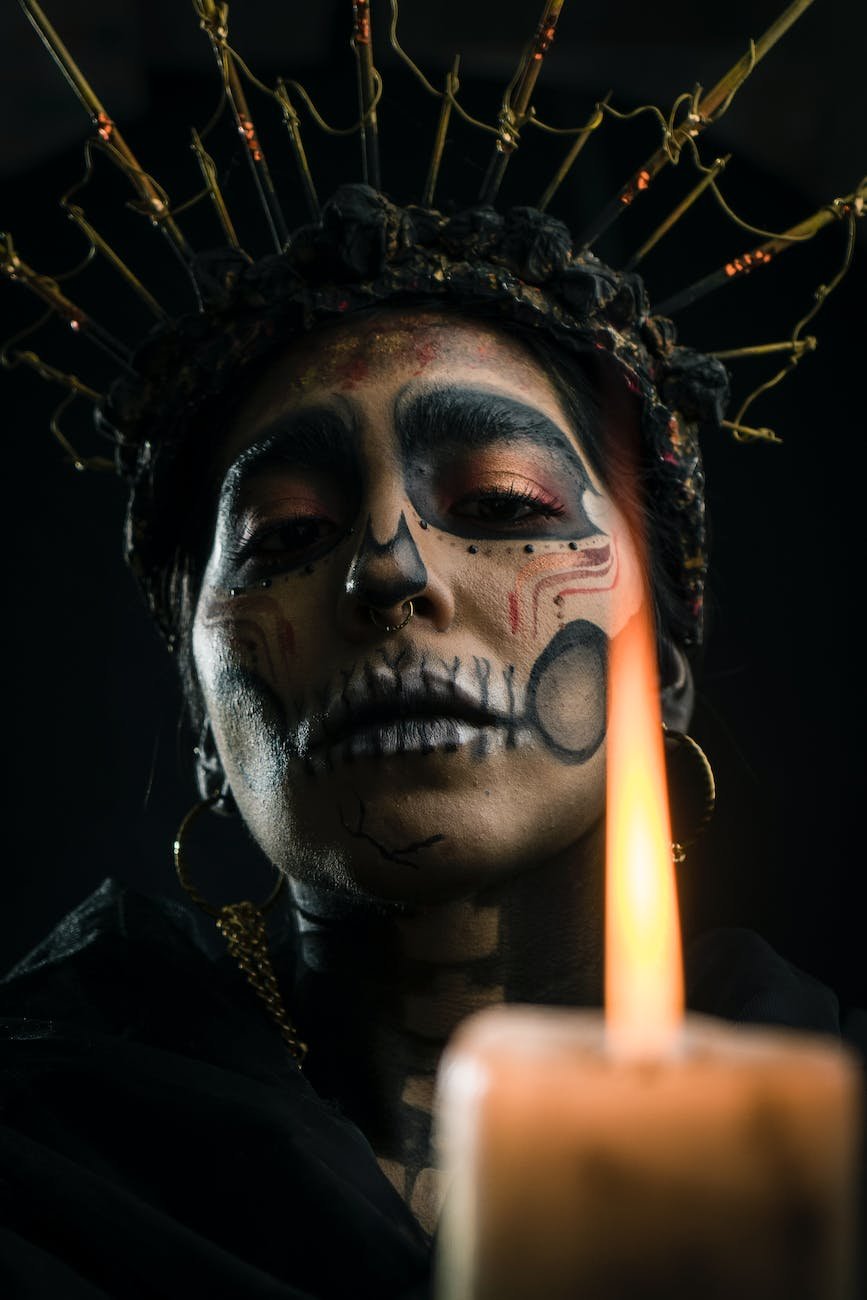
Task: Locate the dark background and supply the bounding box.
[1,0,865,1010]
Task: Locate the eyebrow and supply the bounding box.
[221,403,359,498]
[395,383,593,484]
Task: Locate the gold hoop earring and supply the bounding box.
[369,599,414,632]
[662,724,716,865]
[173,795,307,1066]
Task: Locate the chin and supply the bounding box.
[279,784,602,907]
[238,740,605,903]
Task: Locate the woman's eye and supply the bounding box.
[238,514,339,564]
[453,485,566,527]
[257,517,335,552]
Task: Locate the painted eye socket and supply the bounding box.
[451,480,566,527]
[232,509,341,569]
[255,517,338,553]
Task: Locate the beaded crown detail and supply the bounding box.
[2,0,864,649]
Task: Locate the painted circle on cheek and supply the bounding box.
[526,620,607,764]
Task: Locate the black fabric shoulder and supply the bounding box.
[0,883,432,1299]
[2,878,212,984]
[685,925,842,1035]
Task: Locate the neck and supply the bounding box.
[287,824,604,1233]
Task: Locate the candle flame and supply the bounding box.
[605,597,684,1058]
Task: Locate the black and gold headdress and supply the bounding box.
[2,0,863,648]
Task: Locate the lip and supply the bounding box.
[299,668,509,756]
[332,715,496,759]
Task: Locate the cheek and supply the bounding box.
[194,591,297,697]
[452,522,641,656]
[193,595,297,799]
[525,621,608,762]
[504,540,620,641]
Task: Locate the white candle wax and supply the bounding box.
[434,1005,862,1300]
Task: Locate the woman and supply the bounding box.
[2,0,864,1294]
[2,177,861,1298]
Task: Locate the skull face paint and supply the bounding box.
[192,310,645,904]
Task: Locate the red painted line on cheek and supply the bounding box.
[531,548,617,633]
[508,590,520,634]
[202,594,297,686]
[506,543,618,636]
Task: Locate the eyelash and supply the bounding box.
[452,480,567,524]
[226,474,568,572]
[230,513,338,567]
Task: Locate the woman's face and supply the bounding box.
[192,311,645,903]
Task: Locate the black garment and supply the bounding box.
[0,880,862,1300]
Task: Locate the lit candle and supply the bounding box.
[433,601,863,1300]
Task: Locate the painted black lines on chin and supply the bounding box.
[340,797,446,869]
[345,511,427,609]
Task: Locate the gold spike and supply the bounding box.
[194,0,289,250]
[623,156,730,271]
[190,128,242,248]
[656,181,865,316]
[710,337,817,361]
[696,0,815,120]
[537,91,610,213]
[479,0,567,205]
[3,230,91,328]
[65,205,169,320]
[20,0,191,260]
[48,390,115,470]
[1,344,110,470]
[1,230,133,368]
[2,347,101,402]
[579,0,816,249]
[423,55,460,208]
[352,0,381,189]
[274,81,321,221]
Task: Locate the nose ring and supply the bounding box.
[369,600,414,633]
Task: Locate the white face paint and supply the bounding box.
[192,310,646,904]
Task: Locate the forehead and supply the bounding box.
[223,309,572,456]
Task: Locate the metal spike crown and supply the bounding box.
[2,0,864,535]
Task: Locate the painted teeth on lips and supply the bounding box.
[305,677,507,752]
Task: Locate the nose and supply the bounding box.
[338,510,455,639]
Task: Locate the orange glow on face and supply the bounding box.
[605,587,684,1059]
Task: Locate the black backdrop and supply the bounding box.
[2,0,865,1011]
